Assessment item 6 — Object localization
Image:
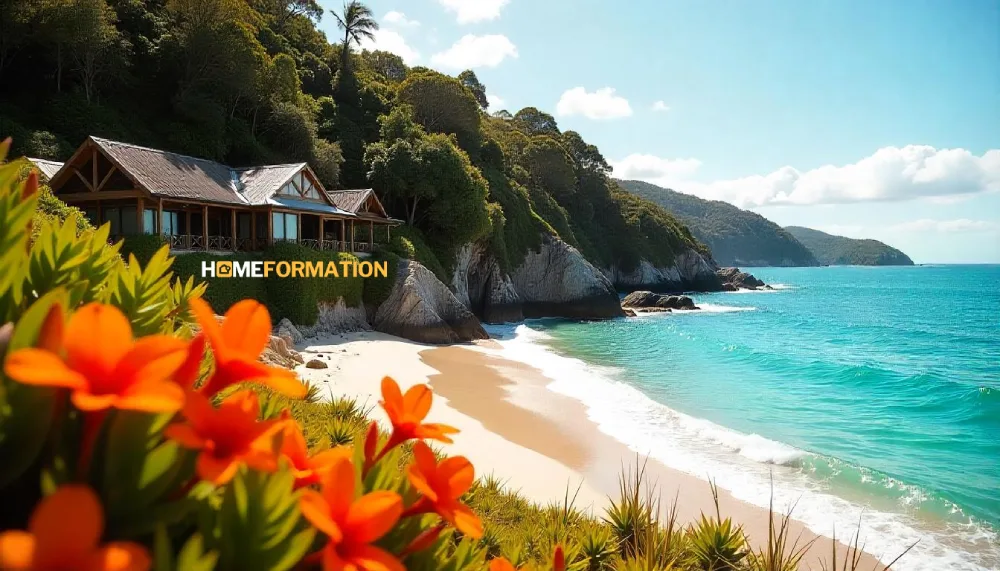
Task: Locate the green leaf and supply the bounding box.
[175,533,219,571]
[0,288,67,489]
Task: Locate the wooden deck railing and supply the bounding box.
[156,235,383,253]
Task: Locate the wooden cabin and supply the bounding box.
[31,136,401,254]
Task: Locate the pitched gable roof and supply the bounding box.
[91,137,246,205]
[327,189,390,219]
[233,163,306,205]
[26,158,64,180]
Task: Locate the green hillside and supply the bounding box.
[785,226,914,266]
[617,179,818,266]
[0,0,703,279]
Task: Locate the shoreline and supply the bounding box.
[295,330,887,569]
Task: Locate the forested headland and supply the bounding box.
[0,0,708,279]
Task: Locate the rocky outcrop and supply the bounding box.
[261,335,304,368]
[298,298,371,337]
[276,318,305,345]
[510,236,623,319]
[622,290,700,311]
[374,259,488,344]
[604,249,723,293]
[452,243,523,324]
[716,267,768,291]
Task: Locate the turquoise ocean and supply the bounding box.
[487,265,999,570]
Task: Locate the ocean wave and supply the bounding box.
[692,303,756,313]
[487,324,1000,571]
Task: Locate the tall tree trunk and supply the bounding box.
[342,29,351,70]
[407,197,418,226]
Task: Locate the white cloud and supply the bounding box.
[430,34,517,69]
[383,11,420,28]
[651,100,671,112]
[437,0,509,23]
[612,145,1000,208]
[556,87,633,120]
[359,29,420,64]
[888,219,1000,234]
[487,93,506,109]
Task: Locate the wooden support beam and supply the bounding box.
[267,207,273,246]
[349,220,355,252]
[251,212,257,250]
[368,220,373,250]
[202,205,208,249]
[157,198,163,235]
[96,166,117,192]
[186,209,192,248]
[74,169,95,192]
[339,219,345,250]
[318,217,324,251]
[231,209,237,251]
[136,197,144,235]
[91,147,98,189]
[296,213,301,244]
[59,189,140,203]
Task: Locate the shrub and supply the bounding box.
[120,234,168,267]
[383,225,447,281]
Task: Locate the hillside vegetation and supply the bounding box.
[0,0,704,280]
[618,179,819,267]
[785,226,914,266]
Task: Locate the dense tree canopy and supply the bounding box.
[785,226,914,266]
[1,0,711,278]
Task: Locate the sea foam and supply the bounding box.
[481,323,999,571]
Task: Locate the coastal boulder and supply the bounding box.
[452,243,524,324]
[374,259,488,344]
[511,236,623,319]
[276,318,305,345]
[622,291,699,311]
[717,267,766,290]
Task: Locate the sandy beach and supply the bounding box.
[295,331,888,570]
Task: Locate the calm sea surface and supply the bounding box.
[493,265,1000,570]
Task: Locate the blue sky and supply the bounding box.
[316,0,1000,263]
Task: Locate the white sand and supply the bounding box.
[294,331,608,515]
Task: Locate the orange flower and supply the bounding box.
[299,456,404,571]
[188,298,306,398]
[378,377,458,456]
[404,441,482,539]
[164,390,281,485]
[489,558,517,571]
[279,420,351,489]
[4,303,187,413]
[0,485,150,570]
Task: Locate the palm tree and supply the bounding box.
[331,1,378,70]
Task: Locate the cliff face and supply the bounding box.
[603,250,723,293]
[451,243,523,324]
[510,236,623,319]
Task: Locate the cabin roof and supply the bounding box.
[26,158,65,180]
[327,189,397,221]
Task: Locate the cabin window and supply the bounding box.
[161,211,181,235]
[271,212,298,241]
[278,182,298,197]
[238,212,252,239]
[82,208,98,226]
[103,206,138,236]
[143,210,156,234]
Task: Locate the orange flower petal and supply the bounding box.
[280,423,310,468]
[437,456,475,499]
[221,300,271,360]
[188,298,227,359]
[414,423,459,444]
[380,377,404,419]
[114,336,188,386]
[343,492,403,544]
[196,454,239,485]
[257,369,307,399]
[308,447,351,473]
[4,348,87,389]
[321,543,350,571]
[322,456,356,522]
[342,543,405,571]
[207,359,305,399]
[37,303,65,353]
[221,389,260,416]
[72,392,119,412]
[449,502,483,539]
[164,424,207,450]
[116,380,185,413]
[0,530,35,569]
[172,334,205,389]
[402,384,432,422]
[180,391,216,430]
[553,545,565,571]
[299,490,344,543]
[65,304,133,380]
[489,558,517,571]
[406,442,439,502]
[85,541,151,571]
[30,486,102,565]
